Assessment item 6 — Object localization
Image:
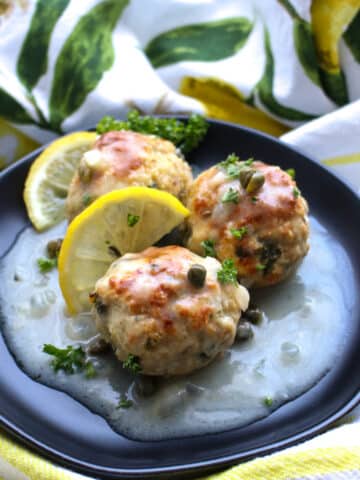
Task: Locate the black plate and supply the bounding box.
[0,119,359,479]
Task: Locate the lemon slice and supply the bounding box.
[58,187,190,314]
[24,131,97,230]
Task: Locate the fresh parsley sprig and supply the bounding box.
[123,353,142,374]
[263,396,273,407]
[286,168,295,179]
[218,154,254,178]
[96,110,208,154]
[201,239,216,257]
[219,153,241,178]
[117,394,133,409]
[37,257,57,273]
[43,344,96,378]
[222,188,239,204]
[217,259,238,284]
[230,226,248,239]
[127,214,140,227]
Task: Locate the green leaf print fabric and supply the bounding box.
[145,17,253,68]
[344,10,360,63]
[0,0,359,141]
[256,29,317,121]
[0,86,35,124]
[49,0,129,131]
[17,0,71,92]
[0,0,359,187]
[277,0,321,86]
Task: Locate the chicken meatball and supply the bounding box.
[186,159,309,287]
[66,131,193,219]
[93,245,249,376]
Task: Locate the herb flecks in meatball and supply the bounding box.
[186,159,309,288]
[93,246,249,376]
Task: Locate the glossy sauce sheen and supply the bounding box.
[0,218,351,440]
[94,131,146,178]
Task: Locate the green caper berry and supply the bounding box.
[239,167,255,189]
[46,238,63,258]
[187,264,206,288]
[236,321,254,341]
[246,171,265,194]
[243,308,263,325]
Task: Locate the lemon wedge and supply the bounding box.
[24,131,97,230]
[58,187,190,314]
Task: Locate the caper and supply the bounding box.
[246,171,265,194]
[46,238,63,258]
[239,167,255,189]
[243,307,263,325]
[187,264,206,288]
[134,375,158,398]
[236,321,254,341]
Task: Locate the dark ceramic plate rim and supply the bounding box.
[0,118,359,479]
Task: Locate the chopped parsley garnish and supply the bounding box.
[263,396,273,407]
[96,110,208,154]
[201,239,216,258]
[226,163,242,179]
[127,213,140,227]
[293,187,300,198]
[286,168,295,179]
[37,257,57,273]
[217,259,238,284]
[85,362,97,379]
[230,226,248,239]
[256,263,266,271]
[123,354,142,374]
[43,344,96,378]
[117,394,133,409]
[251,196,258,204]
[219,153,239,167]
[82,193,92,206]
[219,153,241,178]
[218,154,254,179]
[222,188,239,204]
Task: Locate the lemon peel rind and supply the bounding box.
[24,131,97,231]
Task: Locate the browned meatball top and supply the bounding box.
[93,246,249,376]
[187,160,309,287]
[66,131,192,220]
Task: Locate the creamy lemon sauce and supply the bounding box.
[0,218,352,440]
